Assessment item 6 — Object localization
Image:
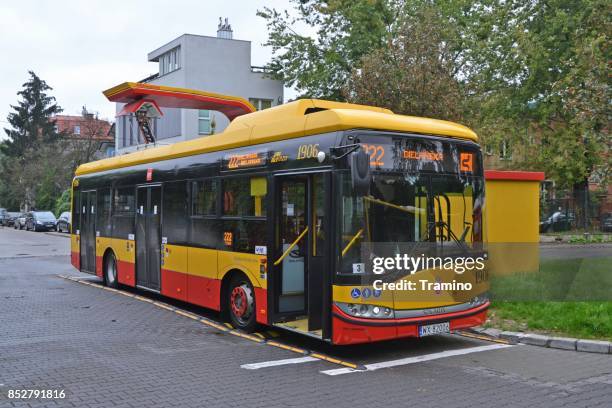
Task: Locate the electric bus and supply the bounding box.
[70,82,489,345]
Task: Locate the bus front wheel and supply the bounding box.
[104,253,119,288]
[227,274,256,332]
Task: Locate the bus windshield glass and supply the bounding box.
[339,135,484,275]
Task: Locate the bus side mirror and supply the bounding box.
[350,148,371,196]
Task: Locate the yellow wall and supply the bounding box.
[485,179,541,243]
[485,178,541,275]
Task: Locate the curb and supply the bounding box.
[470,328,611,354]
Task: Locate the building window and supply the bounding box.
[249,98,273,111]
[198,110,212,135]
[159,47,181,76]
[74,125,81,135]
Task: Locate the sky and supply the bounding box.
[0,0,301,140]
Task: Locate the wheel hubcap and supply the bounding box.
[106,258,116,284]
[230,283,253,323]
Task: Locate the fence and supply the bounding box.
[540,188,611,233]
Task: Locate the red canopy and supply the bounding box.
[104,82,256,121]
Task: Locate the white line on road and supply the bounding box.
[241,356,319,370]
[321,343,513,376]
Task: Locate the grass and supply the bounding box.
[486,301,612,340]
[486,256,612,340]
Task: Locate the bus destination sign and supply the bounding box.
[222,151,268,170]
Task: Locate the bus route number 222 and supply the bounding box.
[362,144,385,167]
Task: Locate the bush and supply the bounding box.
[54,189,71,216]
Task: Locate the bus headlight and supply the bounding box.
[337,302,395,319]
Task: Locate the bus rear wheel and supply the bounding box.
[104,253,119,288]
[227,275,256,332]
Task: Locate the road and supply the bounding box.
[0,227,610,408]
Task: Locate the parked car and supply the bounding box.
[6,212,22,227]
[56,211,71,233]
[0,208,8,226]
[540,211,575,233]
[25,211,57,232]
[602,213,612,233]
[14,213,27,229]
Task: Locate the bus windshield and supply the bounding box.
[339,171,485,275]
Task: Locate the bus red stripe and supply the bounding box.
[117,260,135,287]
[95,256,103,278]
[187,274,221,310]
[71,251,80,270]
[160,268,187,302]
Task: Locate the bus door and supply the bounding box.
[270,173,331,336]
[80,190,96,273]
[135,185,161,291]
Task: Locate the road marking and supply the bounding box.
[321,344,513,376]
[241,356,319,370]
[57,274,357,369]
[454,330,512,344]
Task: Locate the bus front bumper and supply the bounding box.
[331,301,489,345]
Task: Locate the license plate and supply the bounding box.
[419,322,450,337]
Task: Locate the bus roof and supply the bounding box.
[75,98,478,176]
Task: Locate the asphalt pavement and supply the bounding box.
[0,227,610,408]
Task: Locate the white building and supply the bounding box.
[115,18,283,154]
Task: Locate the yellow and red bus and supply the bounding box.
[71,82,488,345]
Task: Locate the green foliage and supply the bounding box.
[0,71,70,210]
[257,0,396,100]
[54,189,71,216]
[259,0,610,188]
[345,6,465,120]
[1,71,63,158]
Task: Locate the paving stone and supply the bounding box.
[2,229,612,408]
[576,339,611,354]
[549,337,577,351]
[520,333,550,347]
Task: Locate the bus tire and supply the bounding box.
[104,252,119,288]
[227,274,257,332]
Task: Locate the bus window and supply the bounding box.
[112,187,135,238]
[164,181,189,244]
[192,180,217,216]
[114,187,135,215]
[97,188,111,237]
[222,219,266,253]
[223,177,266,217]
[72,189,80,233]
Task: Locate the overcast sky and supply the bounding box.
[0,0,300,140]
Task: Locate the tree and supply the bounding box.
[1,142,72,211]
[68,107,111,169]
[54,188,71,216]
[258,0,397,100]
[1,71,63,158]
[1,71,67,211]
[260,0,610,192]
[344,7,465,120]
